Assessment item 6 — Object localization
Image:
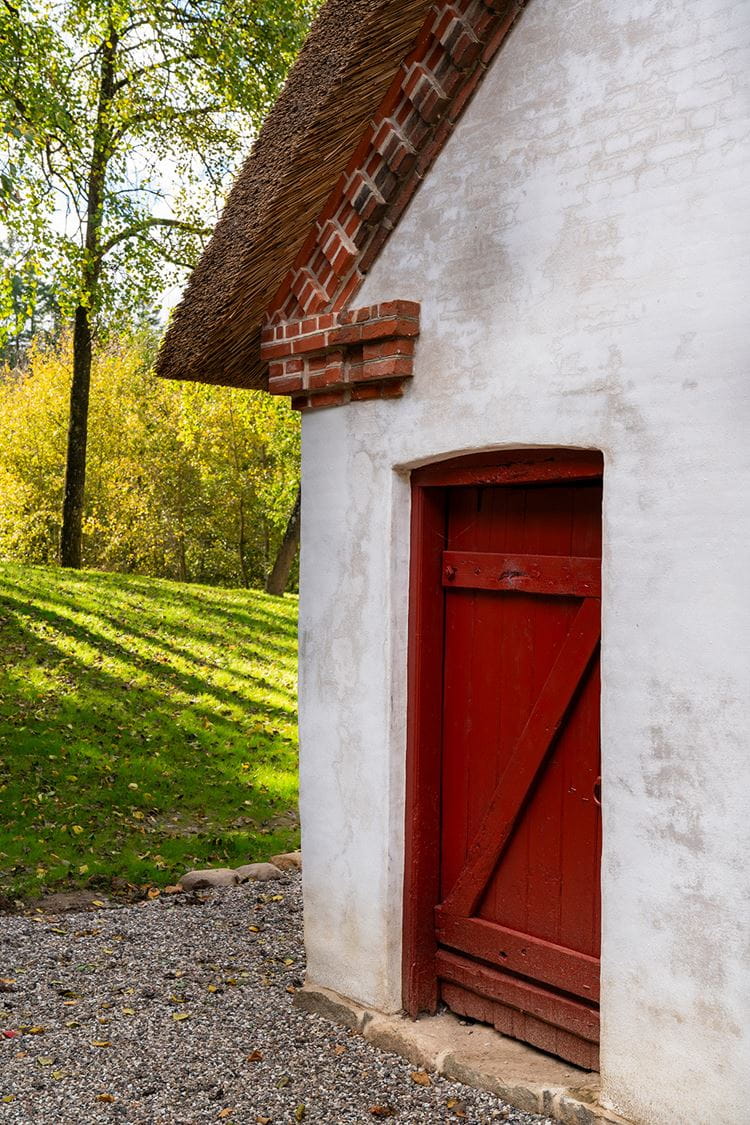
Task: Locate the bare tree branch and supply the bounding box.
[99,216,212,256]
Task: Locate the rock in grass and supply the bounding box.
[270,851,302,872]
[234,863,283,883]
[179,869,240,891]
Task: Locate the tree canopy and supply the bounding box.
[0,0,318,566]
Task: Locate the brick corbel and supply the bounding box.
[261,301,420,412]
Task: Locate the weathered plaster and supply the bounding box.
[297,1,750,1121]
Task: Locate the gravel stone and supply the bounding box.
[0,873,555,1124]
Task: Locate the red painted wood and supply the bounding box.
[441,981,600,1071]
[402,484,446,1017]
[442,551,601,597]
[434,911,600,1001]
[441,596,600,919]
[435,949,599,1041]
[403,452,602,1068]
[412,448,603,488]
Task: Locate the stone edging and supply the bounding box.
[294,982,632,1125]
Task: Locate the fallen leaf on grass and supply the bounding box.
[246,1050,263,1063]
[410,1071,431,1086]
[368,1107,396,1118]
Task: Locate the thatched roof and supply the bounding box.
[157,0,433,389]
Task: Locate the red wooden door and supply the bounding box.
[404,452,602,1070]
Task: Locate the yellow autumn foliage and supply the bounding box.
[0,332,300,586]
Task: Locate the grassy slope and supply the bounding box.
[0,563,299,899]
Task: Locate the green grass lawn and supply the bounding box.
[0,563,299,901]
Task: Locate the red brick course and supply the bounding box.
[261,301,420,412]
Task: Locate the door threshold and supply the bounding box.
[294,981,630,1125]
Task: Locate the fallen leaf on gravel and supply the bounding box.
[270,895,284,902]
[2,1095,15,1103]
[164,885,182,894]
[246,1050,263,1063]
[207,984,220,993]
[1,1030,19,1039]
[62,1000,78,1007]
[96,1093,116,1103]
[0,979,16,990]
[65,1021,80,1028]
[217,1109,234,1119]
[256,1117,271,1124]
[248,925,260,933]
[285,985,296,994]
[91,1041,112,1047]
[447,1099,467,1117]
[28,1026,45,1034]
[52,1070,69,1080]
[276,1075,290,1088]
[37,1056,54,1066]
[333,1045,347,1056]
[147,888,160,899]
[368,1107,396,1118]
[92,901,107,908]
[172,1012,190,1022]
[410,1070,431,1086]
[294,1106,305,1121]
[121,1008,136,1015]
[14,1051,28,1058]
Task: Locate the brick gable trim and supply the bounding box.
[267,0,525,410]
[261,301,420,412]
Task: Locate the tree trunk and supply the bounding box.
[59,305,93,566]
[265,486,301,596]
[58,26,117,568]
[237,496,249,588]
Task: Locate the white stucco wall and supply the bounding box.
[297,1,750,1121]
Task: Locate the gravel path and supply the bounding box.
[0,874,554,1124]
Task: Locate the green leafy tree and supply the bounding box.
[0,331,301,585]
[0,0,317,566]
